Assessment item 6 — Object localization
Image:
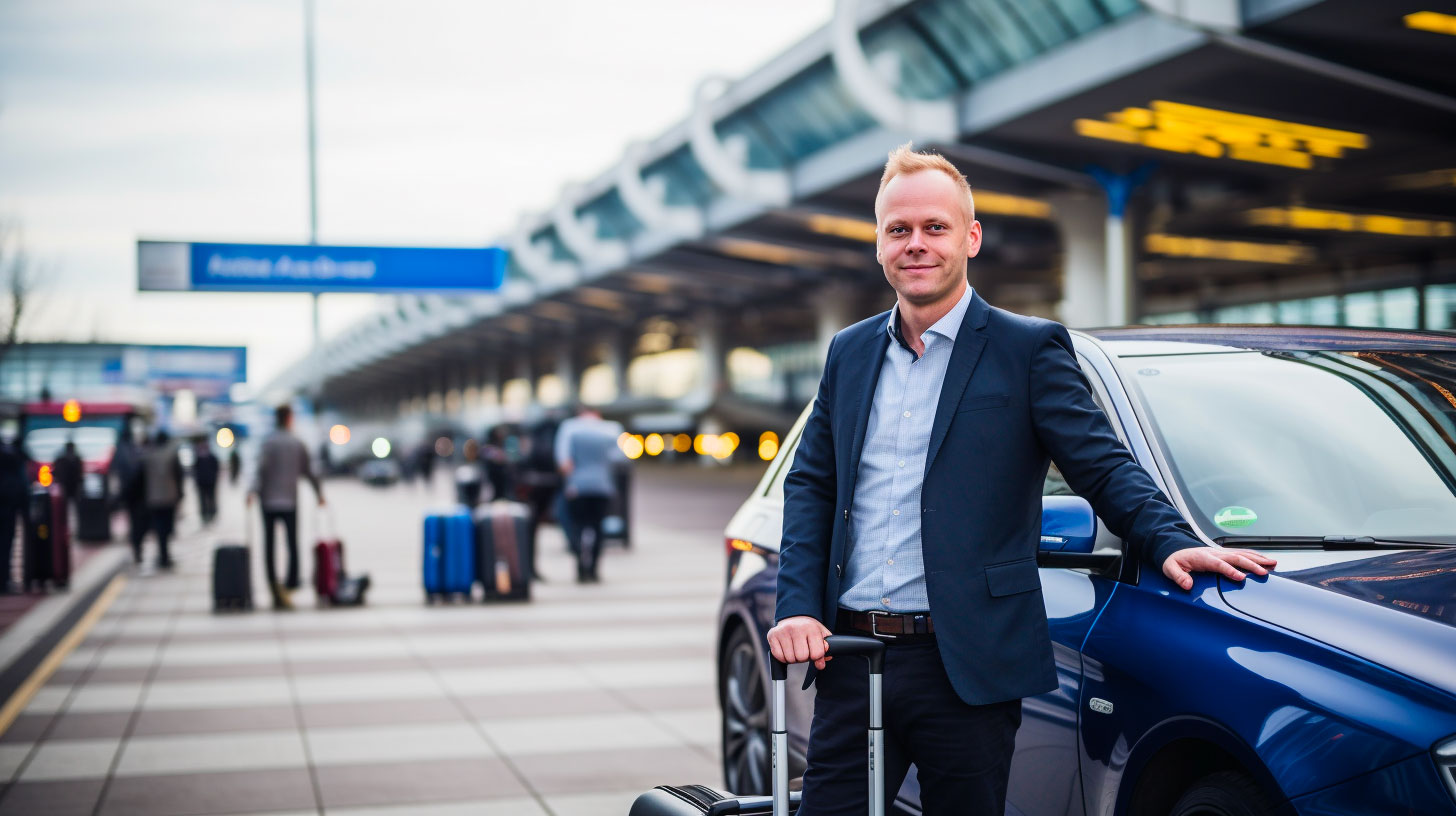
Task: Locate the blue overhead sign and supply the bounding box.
[138,241,507,294]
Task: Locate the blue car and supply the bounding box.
[717,325,1456,815]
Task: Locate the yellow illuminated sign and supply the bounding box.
[62,399,82,423]
[1076,100,1367,169]
[1145,233,1314,265]
[1246,207,1456,237]
[1405,11,1456,36]
[38,465,53,487]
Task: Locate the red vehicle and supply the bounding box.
[20,399,146,542]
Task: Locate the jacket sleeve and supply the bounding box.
[775,335,839,625]
[1028,323,1200,569]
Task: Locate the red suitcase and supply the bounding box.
[313,538,344,605]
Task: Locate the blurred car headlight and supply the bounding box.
[1437,736,1456,803]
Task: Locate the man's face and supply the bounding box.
[875,170,982,308]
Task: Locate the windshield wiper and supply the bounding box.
[1213,535,1454,550]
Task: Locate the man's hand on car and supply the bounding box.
[767,616,834,670]
[1163,547,1277,591]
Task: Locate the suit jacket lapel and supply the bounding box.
[845,319,891,485]
[924,293,991,476]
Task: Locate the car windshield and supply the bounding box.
[24,426,118,462]
[1121,350,1456,545]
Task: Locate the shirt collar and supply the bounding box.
[886,284,975,351]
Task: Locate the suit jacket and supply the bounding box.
[775,292,1200,705]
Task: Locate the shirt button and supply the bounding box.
[892,509,900,516]
[882,597,891,605]
[903,410,911,418]
[898,460,905,468]
[887,559,894,565]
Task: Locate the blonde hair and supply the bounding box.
[875,143,975,224]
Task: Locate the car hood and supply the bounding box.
[1219,549,1456,698]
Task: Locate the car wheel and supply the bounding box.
[721,625,771,795]
[1170,771,1279,816]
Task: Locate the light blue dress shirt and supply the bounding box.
[839,285,974,613]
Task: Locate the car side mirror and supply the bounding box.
[1037,495,1122,572]
[1040,495,1096,553]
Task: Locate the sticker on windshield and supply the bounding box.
[1215,506,1258,529]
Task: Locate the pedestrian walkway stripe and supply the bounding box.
[0,574,128,737]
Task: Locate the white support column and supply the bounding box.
[555,343,578,408]
[1105,211,1133,326]
[695,309,724,404]
[1050,193,1108,329]
[812,283,858,362]
[604,329,634,404]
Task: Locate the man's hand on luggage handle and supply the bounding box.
[1162,547,1276,591]
[768,616,833,670]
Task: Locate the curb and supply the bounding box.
[0,544,131,708]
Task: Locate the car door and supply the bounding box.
[1005,352,1129,816]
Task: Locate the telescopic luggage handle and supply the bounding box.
[770,635,886,816]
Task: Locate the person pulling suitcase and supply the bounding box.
[248,405,325,610]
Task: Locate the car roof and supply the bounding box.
[1078,325,1456,356]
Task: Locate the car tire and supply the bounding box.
[720,625,771,795]
[1170,770,1279,816]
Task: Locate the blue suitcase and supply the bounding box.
[424,507,475,602]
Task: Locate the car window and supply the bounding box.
[1042,356,1122,497]
[761,404,814,502]
[1125,350,1456,542]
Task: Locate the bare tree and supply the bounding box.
[0,219,36,369]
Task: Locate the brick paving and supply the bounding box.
[0,462,764,815]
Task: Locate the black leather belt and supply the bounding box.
[837,608,935,640]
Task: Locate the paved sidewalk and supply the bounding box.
[0,464,763,815]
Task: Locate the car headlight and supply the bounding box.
[1437,736,1456,803]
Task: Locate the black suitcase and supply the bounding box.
[23,485,70,591]
[212,544,253,611]
[629,635,886,816]
[474,501,532,601]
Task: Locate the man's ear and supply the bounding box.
[966,220,983,259]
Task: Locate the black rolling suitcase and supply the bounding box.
[212,507,254,611]
[23,485,69,591]
[474,501,532,601]
[629,635,886,816]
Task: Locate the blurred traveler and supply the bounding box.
[227,447,241,485]
[482,425,513,501]
[142,430,184,570]
[521,412,566,581]
[454,438,484,507]
[555,406,626,583]
[0,431,29,593]
[248,405,325,610]
[192,440,220,525]
[52,441,83,518]
[112,430,149,563]
[415,443,436,487]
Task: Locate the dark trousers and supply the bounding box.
[197,482,218,523]
[127,501,148,562]
[261,509,300,589]
[0,503,16,591]
[565,495,609,578]
[149,506,176,566]
[799,634,1022,816]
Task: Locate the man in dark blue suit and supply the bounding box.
[768,146,1276,815]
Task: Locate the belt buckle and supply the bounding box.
[867,610,897,640]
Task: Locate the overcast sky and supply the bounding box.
[0,0,833,388]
